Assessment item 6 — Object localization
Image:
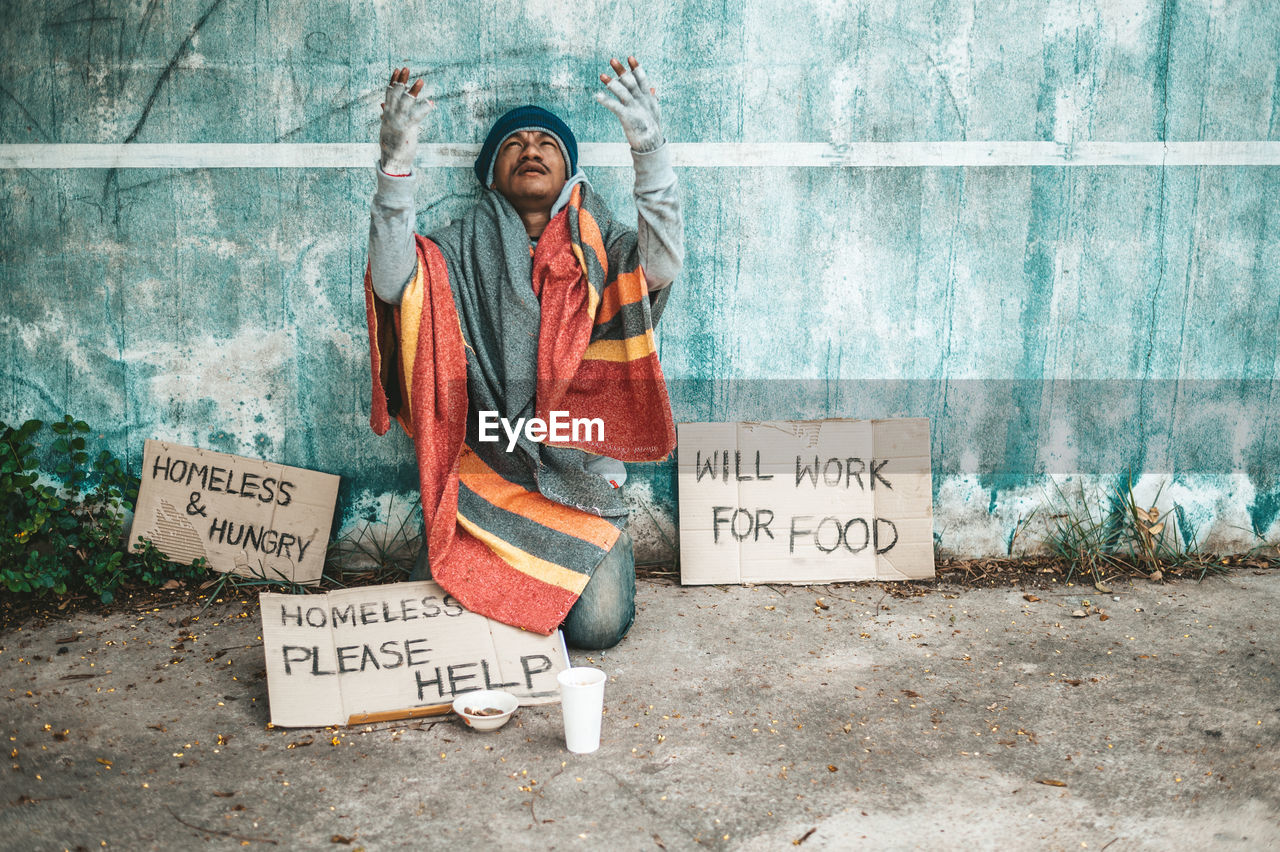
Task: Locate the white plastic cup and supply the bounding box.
[557,666,607,753]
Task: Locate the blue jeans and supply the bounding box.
[561,531,636,651]
[410,530,636,651]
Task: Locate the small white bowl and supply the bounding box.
[452,690,519,731]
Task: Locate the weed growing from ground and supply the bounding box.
[1043,476,1227,586]
[324,495,423,586]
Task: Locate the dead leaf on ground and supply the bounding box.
[1035,778,1067,787]
[793,827,817,846]
[1071,610,1088,618]
[212,791,235,798]
[814,598,829,610]
[1023,594,1040,603]
[901,689,922,698]
[286,736,315,749]
[331,836,354,845]
[161,579,183,590]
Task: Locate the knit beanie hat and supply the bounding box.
[474,105,578,186]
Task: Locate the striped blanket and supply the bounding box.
[365,183,675,634]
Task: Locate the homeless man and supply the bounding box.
[364,57,684,651]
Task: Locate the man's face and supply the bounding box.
[489,130,568,212]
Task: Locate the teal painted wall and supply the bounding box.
[3,0,1278,558]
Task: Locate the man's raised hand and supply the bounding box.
[595,56,664,153]
[379,67,434,176]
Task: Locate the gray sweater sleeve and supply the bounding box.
[367,164,418,305]
[630,143,684,291]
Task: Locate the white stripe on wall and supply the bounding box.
[2,141,1279,169]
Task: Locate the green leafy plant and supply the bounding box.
[1,417,208,603]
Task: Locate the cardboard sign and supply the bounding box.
[259,582,568,727]
[128,439,339,585]
[677,419,933,584]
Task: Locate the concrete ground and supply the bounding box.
[2,571,1278,851]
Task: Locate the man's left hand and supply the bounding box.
[595,56,664,153]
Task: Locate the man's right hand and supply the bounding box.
[379,67,433,176]
[595,56,664,153]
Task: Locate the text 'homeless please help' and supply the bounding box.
[272,593,555,703]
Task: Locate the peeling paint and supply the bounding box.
[2,0,1277,560]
